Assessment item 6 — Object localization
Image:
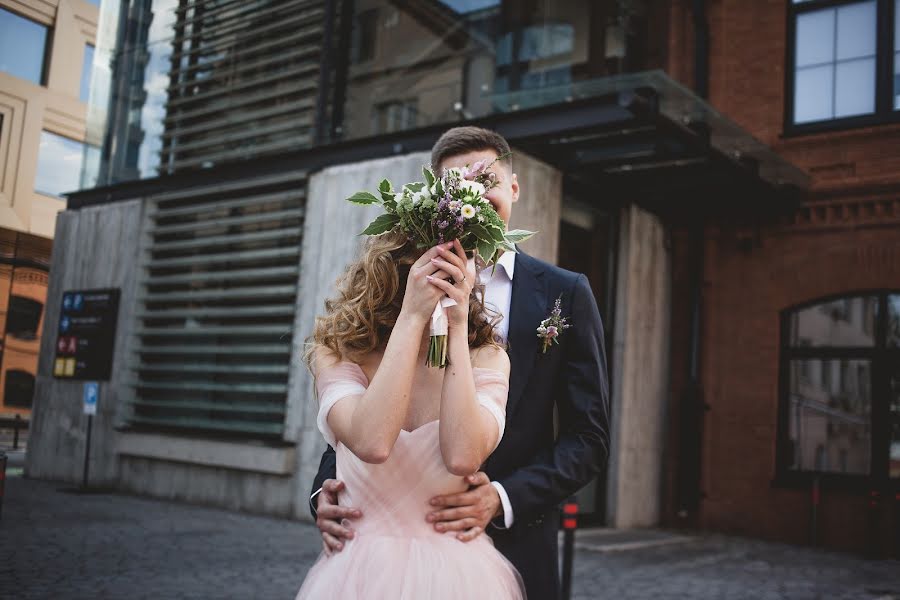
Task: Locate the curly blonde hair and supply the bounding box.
[307,230,502,364]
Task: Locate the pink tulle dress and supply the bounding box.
[296,361,525,599]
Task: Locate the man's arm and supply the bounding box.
[310,445,337,519]
[497,273,611,523]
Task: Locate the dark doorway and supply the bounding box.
[556,189,618,526]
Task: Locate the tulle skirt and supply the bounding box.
[295,532,525,599]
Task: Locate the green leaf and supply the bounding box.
[468,224,494,242]
[477,238,496,264]
[504,229,536,243]
[486,223,505,242]
[423,168,435,188]
[347,191,380,205]
[499,240,517,253]
[405,182,426,193]
[360,213,400,236]
[434,177,443,197]
[379,179,392,193]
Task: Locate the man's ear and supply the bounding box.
[510,172,519,203]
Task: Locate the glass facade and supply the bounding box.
[83,0,663,187]
[0,8,49,85]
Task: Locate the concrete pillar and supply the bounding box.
[26,199,143,485]
[606,204,671,528]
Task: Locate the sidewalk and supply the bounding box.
[3,475,900,600]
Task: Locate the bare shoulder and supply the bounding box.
[470,344,510,376]
[309,344,342,376]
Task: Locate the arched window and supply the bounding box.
[778,292,900,485]
[6,295,43,340]
[4,369,35,408]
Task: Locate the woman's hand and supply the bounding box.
[426,239,475,330]
[400,241,457,323]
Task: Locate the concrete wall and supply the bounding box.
[26,199,143,485]
[606,204,671,528]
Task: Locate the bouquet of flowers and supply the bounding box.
[347,156,535,367]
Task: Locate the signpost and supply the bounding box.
[82,382,98,489]
[53,289,120,381]
[53,288,119,492]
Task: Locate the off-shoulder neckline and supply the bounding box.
[335,360,506,387]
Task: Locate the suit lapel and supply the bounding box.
[506,252,547,418]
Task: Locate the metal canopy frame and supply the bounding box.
[70,70,808,222]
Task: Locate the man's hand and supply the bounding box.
[315,479,362,555]
[426,472,501,542]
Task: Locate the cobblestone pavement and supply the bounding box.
[3,476,900,600]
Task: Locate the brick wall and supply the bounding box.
[662,0,900,554]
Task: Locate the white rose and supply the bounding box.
[459,179,485,197]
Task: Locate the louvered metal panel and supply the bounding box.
[160,0,330,173]
[127,170,307,438]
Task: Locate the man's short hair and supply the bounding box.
[431,126,512,174]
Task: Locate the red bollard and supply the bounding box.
[560,499,578,600]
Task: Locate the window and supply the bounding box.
[895,0,900,108]
[787,0,900,132]
[351,9,378,63]
[6,295,42,340]
[0,8,50,85]
[779,292,900,485]
[4,370,35,408]
[80,44,95,103]
[34,131,87,197]
[372,99,417,134]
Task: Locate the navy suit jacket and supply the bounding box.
[311,252,611,600]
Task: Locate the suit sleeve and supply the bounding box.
[309,445,337,519]
[497,273,611,523]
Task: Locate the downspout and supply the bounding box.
[676,0,710,522]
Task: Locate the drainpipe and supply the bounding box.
[676,0,710,522]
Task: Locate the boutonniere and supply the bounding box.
[537,295,571,354]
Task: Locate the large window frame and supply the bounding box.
[784,0,900,136]
[776,290,900,492]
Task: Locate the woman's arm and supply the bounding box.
[321,243,454,463]
[426,239,510,475]
[438,343,510,475]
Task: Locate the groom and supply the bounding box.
[310,126,610,599]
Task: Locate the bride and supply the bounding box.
[296,233,525,599]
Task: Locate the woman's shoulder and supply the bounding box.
[470,344,510,376]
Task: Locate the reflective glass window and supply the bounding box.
[35,131,86,198]
[0,8,49,85]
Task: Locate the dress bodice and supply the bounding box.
[314,361,509,539]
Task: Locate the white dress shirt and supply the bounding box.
[477,251,516,529]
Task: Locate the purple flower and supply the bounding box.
[546,326,558,338]
[438,220,449,229]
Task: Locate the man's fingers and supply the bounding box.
[321,531,345,553]
[465,472,491,487]
[456,526,484,543]
[316,504,361,521]
[435,517,479,532]
[322,479,345,494]
[430,490,477,508]
[428,506,475,523]
[317,517,355,540]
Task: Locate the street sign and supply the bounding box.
[83,382,98,415]
[53,288,120,381]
